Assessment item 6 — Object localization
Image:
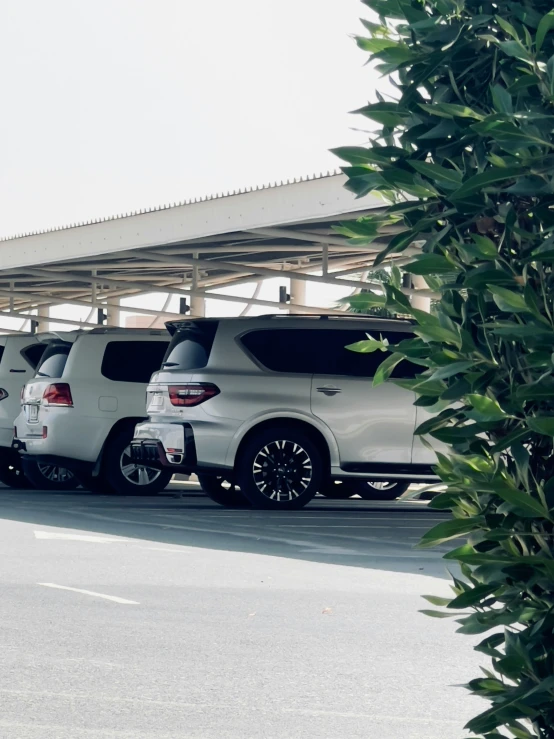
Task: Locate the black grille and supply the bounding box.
[130,442,159,463]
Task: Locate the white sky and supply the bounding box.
[0,0,379,327]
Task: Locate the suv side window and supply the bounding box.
[318,329,420,379]
[162,322,219,371]
[21,344,47,370]
[101,341,169,383]
[241,329,321,373]
[36,343,72,378]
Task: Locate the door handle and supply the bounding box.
[316,386,342,395]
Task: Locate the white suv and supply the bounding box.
[131,316,439,509]
[0,333,52,487]
[14,328,172,495]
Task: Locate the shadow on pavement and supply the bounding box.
[0,485,451,578]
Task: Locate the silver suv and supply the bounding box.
[131,316,438,509]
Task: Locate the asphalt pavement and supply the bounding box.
[0,483,483,739]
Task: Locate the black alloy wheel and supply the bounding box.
[237,427,322,510]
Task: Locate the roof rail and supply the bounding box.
[88,327,167,335]
[253,313,412,322]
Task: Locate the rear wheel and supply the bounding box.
[103,428,173,495]
[21,458,78,490]
[237,427,323,510]
[355,480,410,501]
[0,452,29,489]
[198,474,250,508]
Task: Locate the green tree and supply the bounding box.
[335,1,554,736]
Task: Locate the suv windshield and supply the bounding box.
[35,342,72,378]
[162,322,219,370]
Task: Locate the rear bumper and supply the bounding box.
[130,422,197,472]
[13,440,94,475]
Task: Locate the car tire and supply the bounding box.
[0,452,30,489]
[237,427,323,510]
[355,480,410,501]
[198,474,251,508]
[21,458,78,490]
[319,481,355,499]
[102,428,173,496]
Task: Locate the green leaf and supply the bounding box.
[488,285,529,313]
[527,415,554,436]
[536,10,554,52]
[447,583,499,609]
[495,15,519,40]
[491,84,513,115]
[409,160,462,187]
[465,394,507,422]
[490,485,548,518]
[498,40,532,62]
[451,167,525,199]
[421,103,484,120]
[355,37,398,54]
[345,337,388,354]
[418,517,481,548]
[340,292,386,311]
[403,254,456,275]
[472,234,498,257]
[429,361,474,381]
[372,352,405,386]
[354,102,409,127]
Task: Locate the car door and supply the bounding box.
[310,328,418,468]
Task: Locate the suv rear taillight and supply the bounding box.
[0,388,8,401]
[43,383,73,407]
[168,383,219,407]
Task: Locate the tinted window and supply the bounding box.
[36,343,71,378]
[162,322,218,370]
[241,327,420,378]
[241,329,320,373]
[21,344,46,369]
[101,341,169,383]
[319,329,420,378]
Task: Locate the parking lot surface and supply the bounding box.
[0,483,481,739]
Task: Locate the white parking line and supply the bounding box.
[34,531,127,543]
[38,583,139,605]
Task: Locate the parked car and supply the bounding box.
[13,328,172,495]
[131,315,439,510]
[0,331,81,489]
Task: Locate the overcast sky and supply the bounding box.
[0,0,375,239]
[0,0,383,329]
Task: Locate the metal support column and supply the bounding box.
[36,304,50,332]
[410,275,431,312]
[106,298,121,327]
[190,254,205,317]
[290,277,307,314]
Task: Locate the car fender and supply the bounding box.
[225,409,340,468]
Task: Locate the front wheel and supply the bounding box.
[237,427,323,510]
[355,480,410,501]
[102,429,173,495]
[198,474,251,508]
[21,458,78,490]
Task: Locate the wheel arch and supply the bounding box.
[233,417,333,479]
[93,416,147,474]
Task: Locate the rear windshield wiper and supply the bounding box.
[162,362,179,367]
[36,371,50,377]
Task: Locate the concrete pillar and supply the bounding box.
[410,275,431,312]
[36,304,50,332]
[290,278,307,312]
[106,299,121,327]
[190,255,205,317]
[190,295,205,317]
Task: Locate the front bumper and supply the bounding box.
[130,422,197,472]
